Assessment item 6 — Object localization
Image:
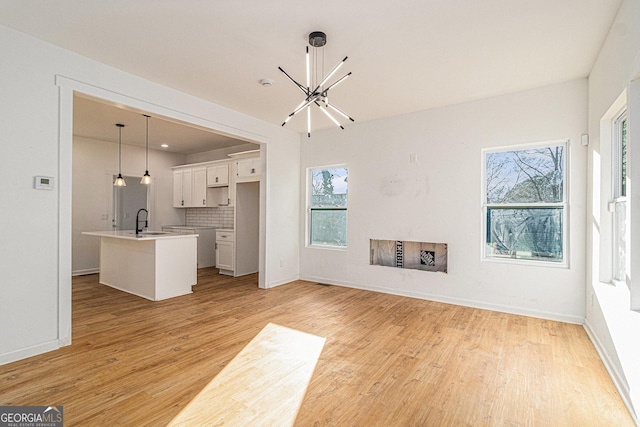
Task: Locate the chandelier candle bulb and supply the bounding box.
[306,46,310,89]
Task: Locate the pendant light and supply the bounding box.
[114,123,126,187]
[140,114,152,185]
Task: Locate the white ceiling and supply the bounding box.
[0,0,622,144]
[73,95,255,154]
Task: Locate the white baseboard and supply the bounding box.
[583,320,638,424]
[267,275,300,289]
[0,340,61,366]
[72,268,99,276]
[299,275,584,325]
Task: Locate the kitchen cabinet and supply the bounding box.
[216,230,234,275]
[82,231,196,301]
[192,167,208,207]
[207,163,229,187]
[208,162,232,206]
[173,169,192,207]
[173,166,208,208]
[235,157,260,182]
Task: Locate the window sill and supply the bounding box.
[307,244,347,251]
[482,257,568,269]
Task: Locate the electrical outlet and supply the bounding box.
[101,213,108,220]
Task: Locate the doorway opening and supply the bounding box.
[112,175,149,231]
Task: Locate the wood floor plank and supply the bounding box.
[169,323,325,426]
[0,270,633,426]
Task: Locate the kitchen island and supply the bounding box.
[82,230,197,301]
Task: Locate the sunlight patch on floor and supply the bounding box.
[168,323,326,426]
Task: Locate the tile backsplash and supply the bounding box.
[186,207,234,228]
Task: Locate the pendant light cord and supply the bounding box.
[117,124,123,173]
[144,115,149,170]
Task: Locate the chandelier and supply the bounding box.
[279,31,354,137]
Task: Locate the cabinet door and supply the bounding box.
[173,169,193,207]
[216,241,234,270]
[192,167,207,207]
[173,170,184,207]
[236,157,260,182]
[182,169,193,207]
[207,164,230,187]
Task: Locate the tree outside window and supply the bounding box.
[309,167,348,247]
[483,142,567,263]
[613,110,629,284]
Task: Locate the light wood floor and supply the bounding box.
[0,269,633,426]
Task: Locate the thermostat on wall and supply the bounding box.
[35,176,54,190]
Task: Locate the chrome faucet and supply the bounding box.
[136,208,148,235]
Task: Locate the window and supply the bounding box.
[613,110,628,198]
[612,109,629,283]
[309,166,348,247]
[483,141,567,264]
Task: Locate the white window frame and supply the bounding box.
[306,164,348,250]
[481,139,569,267]
[612,108,629,285]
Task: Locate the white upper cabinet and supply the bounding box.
[192,167,208,207]
[172,154,259,208]
[207,163,229,187]
[173,169,193,208]
[236,157,260,182]
[173,167,207,208]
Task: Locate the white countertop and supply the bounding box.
[82,230,198,241]
[217,228,235,232]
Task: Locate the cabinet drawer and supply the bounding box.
[216,231,235,242]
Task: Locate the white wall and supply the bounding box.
[300,79,588,323]
[262,135,301,288]
[584,0,640,420]
[0,24,300,364]
[185,142,259,164]
[72,136,186,274]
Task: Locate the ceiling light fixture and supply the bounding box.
[279,31,354,137]
[114,123,126,187]
[140,114,152,185]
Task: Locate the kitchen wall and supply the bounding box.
[185,207,234,228]
[300,78,588,324]
[185,142,259,164]
[584,0,640,419]
[72,136,186,275]
[0,23,301,365]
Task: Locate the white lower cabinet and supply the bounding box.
[215,230,234,275]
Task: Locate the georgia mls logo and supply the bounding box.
[0,405,63,427]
